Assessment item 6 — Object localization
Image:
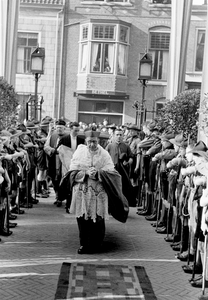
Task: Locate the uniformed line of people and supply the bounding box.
[134,123,208,291]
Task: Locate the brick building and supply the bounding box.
[16,0,207,125]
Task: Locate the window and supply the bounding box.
[91,43,115,73]
[195,29,205,72]
[17,32,38,74]
[78,100,123,124]
[82,25,89,40]
[80,22,130,75]
[149,28,170,80]
[151,0,171,3]
[155,102,164,116]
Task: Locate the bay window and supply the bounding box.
[79,21,130,76]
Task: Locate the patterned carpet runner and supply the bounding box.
[55,263,157,300]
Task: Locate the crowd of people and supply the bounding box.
[1,116,208,291]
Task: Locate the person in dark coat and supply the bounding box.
[105,128,136,206]
[44,119,68,205]
[44,120,84,207]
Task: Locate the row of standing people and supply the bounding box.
[135,125,208,293]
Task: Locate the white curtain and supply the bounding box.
[105,44,114,73]
[118,44,125,75]
[91,43,100,72]
[81,44,88,72]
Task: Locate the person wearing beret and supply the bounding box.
[67,128,128,254]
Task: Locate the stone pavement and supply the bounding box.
[0,189,207,300]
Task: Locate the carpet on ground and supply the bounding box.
[54,263,157,300]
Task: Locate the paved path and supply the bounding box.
[0,190,206,300]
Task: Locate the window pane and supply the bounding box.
[152,0,171,3]
[93,25,115,40]
[80,44,88,72]
[18,37,27,46]
[79,100,123,113]
[117,44,126,75]
[156,103,164,116]
[17,48,24,73]
[79,100,94,111]
[82,25,88,40]
[150,32,170,50]
[91,43,101,72]
[109,102,123,113]
[150,50,168,80]
[195,30,205,71]
[103,44,114,73]
[96,102,107,112]
[28,38,37,46]
[119,26,128,43]
[78,113,122,126]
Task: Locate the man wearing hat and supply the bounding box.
[1,129,26,216]
[159,133,188,239]
[67,128,128,254]
[0,130,15,237]
[125,124,142,205]
[135,121,161,215]
[184,141,208,288]
[16,122,39,207]
[106,124,116,145]
[44,119,67,206]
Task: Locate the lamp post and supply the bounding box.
[30,47,45,121]
[138,52,152,128]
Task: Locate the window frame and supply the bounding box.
[17,31,40,75]
[148,27,170,81]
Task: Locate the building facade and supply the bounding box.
[16,0,207,125]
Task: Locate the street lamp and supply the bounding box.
[138,52,152,128]
[30,47,45,121]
